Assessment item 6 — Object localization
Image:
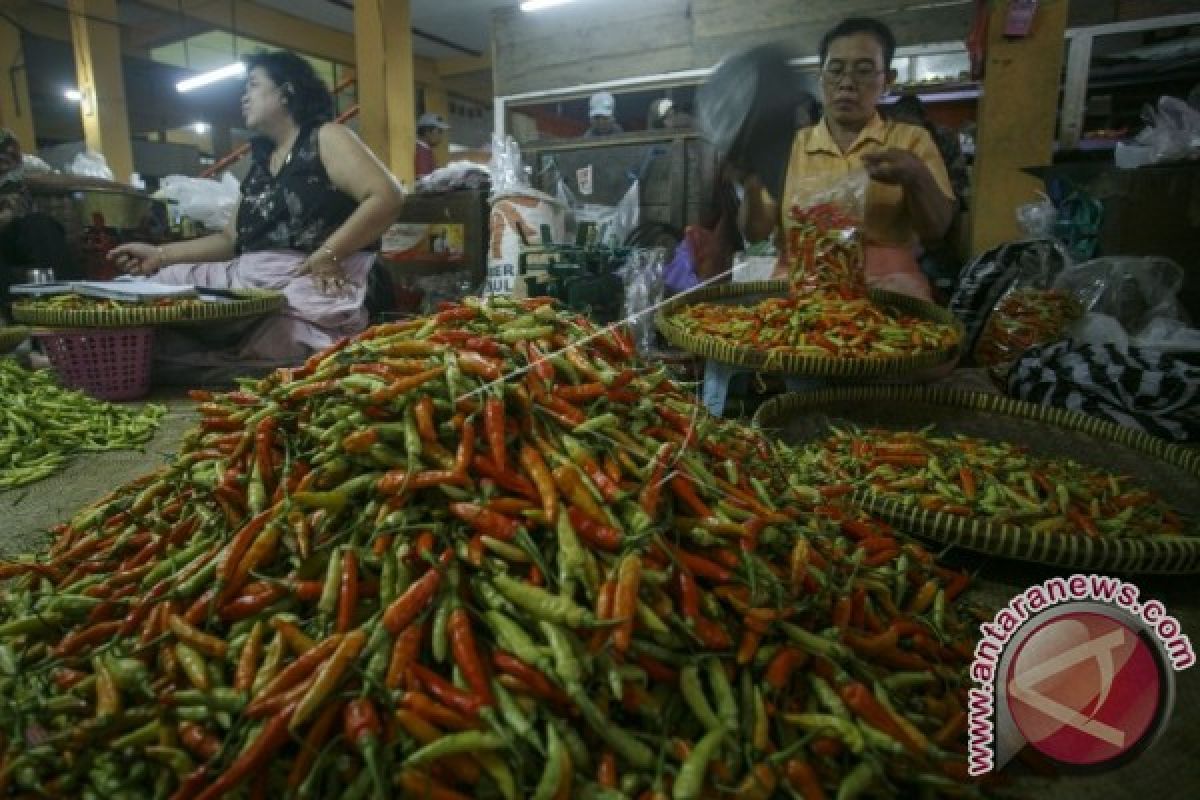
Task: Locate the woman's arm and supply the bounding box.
[315,123,405,257]
[109,212,237,275]
[861,146,955,246]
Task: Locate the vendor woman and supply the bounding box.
[744,17,955,301]
[109,51,404,369]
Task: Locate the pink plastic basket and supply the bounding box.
[35,327,154,401]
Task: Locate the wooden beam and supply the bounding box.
[969,0,1068,255]
[135,0,355,64]
[0,15,36,147]
[68,0,134,183]
[354,0,415,185]
[437,53,491,78]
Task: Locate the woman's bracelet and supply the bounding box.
[319,245,341,265]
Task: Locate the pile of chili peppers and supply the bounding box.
[0,297,984,799]
[785,202,866,297]
[0,358,166,489]
[973,288,1081,370]
[672,291,960,360]
[780,425,1189,538]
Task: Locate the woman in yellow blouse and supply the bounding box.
[744,18,956,301]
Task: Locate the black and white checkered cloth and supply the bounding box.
[1007,340,1200,442]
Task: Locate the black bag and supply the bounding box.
[1006,340,1200,442]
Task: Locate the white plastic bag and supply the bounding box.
[620,248,665,354]
[1054,256,1195,350]
[1135,96,1200,165]
[488,134,528,198]
[574,181,641,248]
[67,150,113,180]
[1015,192,1058,238]
[155,173,240,231]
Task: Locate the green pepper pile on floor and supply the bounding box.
[0,297,987,800]
[0,359,166,490]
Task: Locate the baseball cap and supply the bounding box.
[417,112,450,130]
[589,92,615,118]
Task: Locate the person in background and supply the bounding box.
[887,92,968,298]
[584,92,624,137]
[888,93,968,210]
[742,17,955,301]
[108,50,404,375]
[0,128,69,317]
[415,112,450,179]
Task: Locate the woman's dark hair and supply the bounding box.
[818,17,897,68]
[244,50,333,126]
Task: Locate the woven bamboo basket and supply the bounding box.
[12,290,286,329]
[754,386,1200,574]
[654,281,963,378]
[0,327,30,353]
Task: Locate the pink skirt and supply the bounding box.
[153,249,372,369]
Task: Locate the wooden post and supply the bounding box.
[67,0,135,184]
[353,0,416,186]
[969,0,1069,255]
[0,17,36,148]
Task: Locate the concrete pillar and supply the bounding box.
[353,0,416,186]
[67,0,135,184]
[969,0,1068,255]
[0,18,36,148]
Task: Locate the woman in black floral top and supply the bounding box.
[109,51,404,366]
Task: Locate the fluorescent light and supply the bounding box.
[176,61,246,93]
[520,0,579,11]
[64,88,82,102]
[192,122,210,134]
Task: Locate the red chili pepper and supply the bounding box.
[472,456,538,501]
[491,651,572,707]
[448,607,493,706]
[410,663,484,717]
[567,507,621,552]
[448,502,521,542]
[386,621,425,690]
[193,704,296,800]
[343,698,388,797]
[382,553,448,635]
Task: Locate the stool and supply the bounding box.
[700,359,826,417]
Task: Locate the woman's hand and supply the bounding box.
[108,243,164,276]
[861,148,926,187]
[299,247,351,296]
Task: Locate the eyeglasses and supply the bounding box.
[821,64,885,85]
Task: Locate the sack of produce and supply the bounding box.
[486,188,564,297]
[973,286,1082,371]
[783,169,868,296]
[948,238,1072,355]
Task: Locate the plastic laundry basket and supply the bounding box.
[35,327,154,401]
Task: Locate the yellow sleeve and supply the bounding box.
[908,126,954,201]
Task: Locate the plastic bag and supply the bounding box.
[783,169,868,295]
[155,173,241,231]
[1136,96,1200,165]
[1054,257,1185,331]
[574,180,641,248]
[67,150,113,180]
[949,239,1073,357]
[1053,256,1193,350]
[1015,193,1058,238]
[416,160,491,193]
[488,134,528,198]
[620,248,666,354]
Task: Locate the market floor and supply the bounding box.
[0,388,197,557]
[1,385,1197,798]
